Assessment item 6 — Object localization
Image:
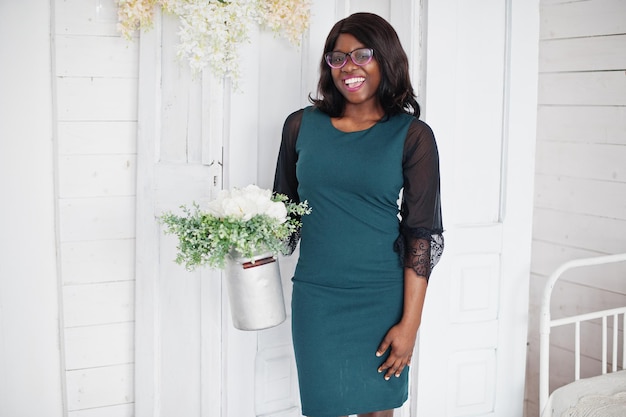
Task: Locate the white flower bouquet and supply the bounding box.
[116,0,311,84]
[160,184,310,270]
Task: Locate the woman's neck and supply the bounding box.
[332,102,385,132]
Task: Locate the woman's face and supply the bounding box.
[330,33,381,108]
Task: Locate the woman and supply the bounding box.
[273,12,443,417]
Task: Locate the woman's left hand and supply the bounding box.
[376,321,419,380]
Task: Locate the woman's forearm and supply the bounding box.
[399,267,428,333]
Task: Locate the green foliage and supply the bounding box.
[160,195,310,270]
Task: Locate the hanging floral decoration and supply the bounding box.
[159,184,311,270]
[116,0,311,83]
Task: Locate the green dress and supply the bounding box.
[274,107,443,417]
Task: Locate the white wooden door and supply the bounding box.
[135,1,538,416]
[133,7,313,417]
[414,1,539,416]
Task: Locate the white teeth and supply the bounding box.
[345,77,365,86]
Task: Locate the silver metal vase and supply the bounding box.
[224,251,287,330]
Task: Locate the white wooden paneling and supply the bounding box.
[340,0,390,17]
[55,0,119,36]
[533,16,626,408]
[134,9,222,417]
[531,241,612,279]
[539,34,626,73]
[551,280,626,318]
[68,403,134,417]
[157,254,202,417]
[452,0,506,225]
[65,323,134,369]
[61,239,135,285]
[226,37,261,189]
[153,166,213,211]
[529,246,626,336]
[258,315,295,349]
[423,1,539,416]
[447,349,497,416]
[59,155,137,197]
[256,30,306,189]
[52,0,139,415]
[58,121,137,155]
[158,19,203,164]
[63,281,134,327]
[66,364,134,410]
[56,35,139,77]
[540,0,626,40]
[533,207,626,255]
[58,197,135,241]
[0,1,64,416]
[538,72,626,106]
[535,142,626,182]
[536,106,626,145]
[450,254,501,323]
[57,77,138,121]
[534,175,626,220]
[255,345,300,416]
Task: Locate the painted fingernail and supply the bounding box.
[385,375,390,381]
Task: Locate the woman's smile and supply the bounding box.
[343,76,366,91]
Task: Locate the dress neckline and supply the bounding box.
[328,114,382,134]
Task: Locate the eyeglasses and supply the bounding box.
[324,48,374,69]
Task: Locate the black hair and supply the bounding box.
[310,12,420,118]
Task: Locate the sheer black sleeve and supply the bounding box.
[273,109,304,254]
[394,119,444,281]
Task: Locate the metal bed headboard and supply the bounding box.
[539,253,626,415]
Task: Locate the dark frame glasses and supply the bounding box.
[324,48,374,69]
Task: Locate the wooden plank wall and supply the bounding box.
[525,0,626,416]
[54,0,138,415]
[0,1,65,415]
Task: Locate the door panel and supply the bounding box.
[416,1,538,416]
[135,9,223,417]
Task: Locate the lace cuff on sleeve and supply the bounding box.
[394,227,444,282]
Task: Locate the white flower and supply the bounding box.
[116,0,311,85]
[206,184,287,222]
[265,201,288,223]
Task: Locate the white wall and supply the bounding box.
[52,0,139,415]
[525,0,626,416]
[0,1,64,416]
[2,1,139,416]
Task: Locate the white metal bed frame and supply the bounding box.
[539,253,626,416]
